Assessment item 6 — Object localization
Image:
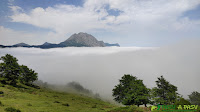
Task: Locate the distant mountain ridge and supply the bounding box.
[105,43,120,47]
[0,32,120,49]
[13,43,30,47]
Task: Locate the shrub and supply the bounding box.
[0,82,5,87]
[62,103,70,106]
[54,101,60,103]
[0,91,4,94]
[128,105,144,112]
[0,101,4,106]
[67,81,92,94]
[5,107,21,112]
[92,105,97,108]
[27,103,32,106]
[175,97,191,109]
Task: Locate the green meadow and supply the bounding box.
[0,84,118,112]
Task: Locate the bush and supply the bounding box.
[67,81,92,95]
[128,105,144,112]
[0,82,5,87]
[0,91,4,94]
[92,105,97,108]
[5,107,21,112]
[128,105,137,111]
[189,91,200,105]
[54,101,60,103]
[0,101,4,106]
[62,103,70,106]
[175,98,191,107]
[27,103,32,106]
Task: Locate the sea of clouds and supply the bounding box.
[0,39,199,100]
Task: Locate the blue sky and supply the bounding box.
[0,0,200,46]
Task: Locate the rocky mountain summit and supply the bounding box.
[60,32,105,47]
[0,32,120,48]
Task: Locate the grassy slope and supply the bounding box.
[0,85,117,112]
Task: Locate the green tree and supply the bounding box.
[175,97,191,105]
[20,65,38,85]
[112,74,150,107]
[0,54,38,86]
[188,91,200,105]
[0,54,21,85]
[151,76,178,105]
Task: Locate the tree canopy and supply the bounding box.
[0,54,38,86]
[112,74,150,107]
[151,76,178,105]
[0,54,21,85]
[20,65,38,85]
[188,91,200,105]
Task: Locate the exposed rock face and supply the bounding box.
[98,41,106,47]
[60,32,105,47]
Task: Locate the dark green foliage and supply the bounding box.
[20,65,38,85]
[33,80,48,88]
[27,103,32,106]
[0,54,21,85]
[0,83,5,87]
[67,81,92,94]
[62,103,70,106]
[151,76,178,105]
[188,91,200,105]
[0,101,4,106]
[0,54,38,86]
[54,101,60,103]
[0,91,4,94]
[112,74,150,106]
[92,105,97,108]
[5,107,21,112]
[175,97,191,106]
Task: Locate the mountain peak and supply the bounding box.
[43,42,52,46]
[60,32,105,47]
[1,32,120,48]
[14,43,30,47]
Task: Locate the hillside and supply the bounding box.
[0,85,117,112]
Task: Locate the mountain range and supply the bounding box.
[0,32,120,49]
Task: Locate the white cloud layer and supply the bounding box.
[0,39,199,99]
[9,0,200,34]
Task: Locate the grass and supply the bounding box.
[0,84,117,112]
[108,105,150,112]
